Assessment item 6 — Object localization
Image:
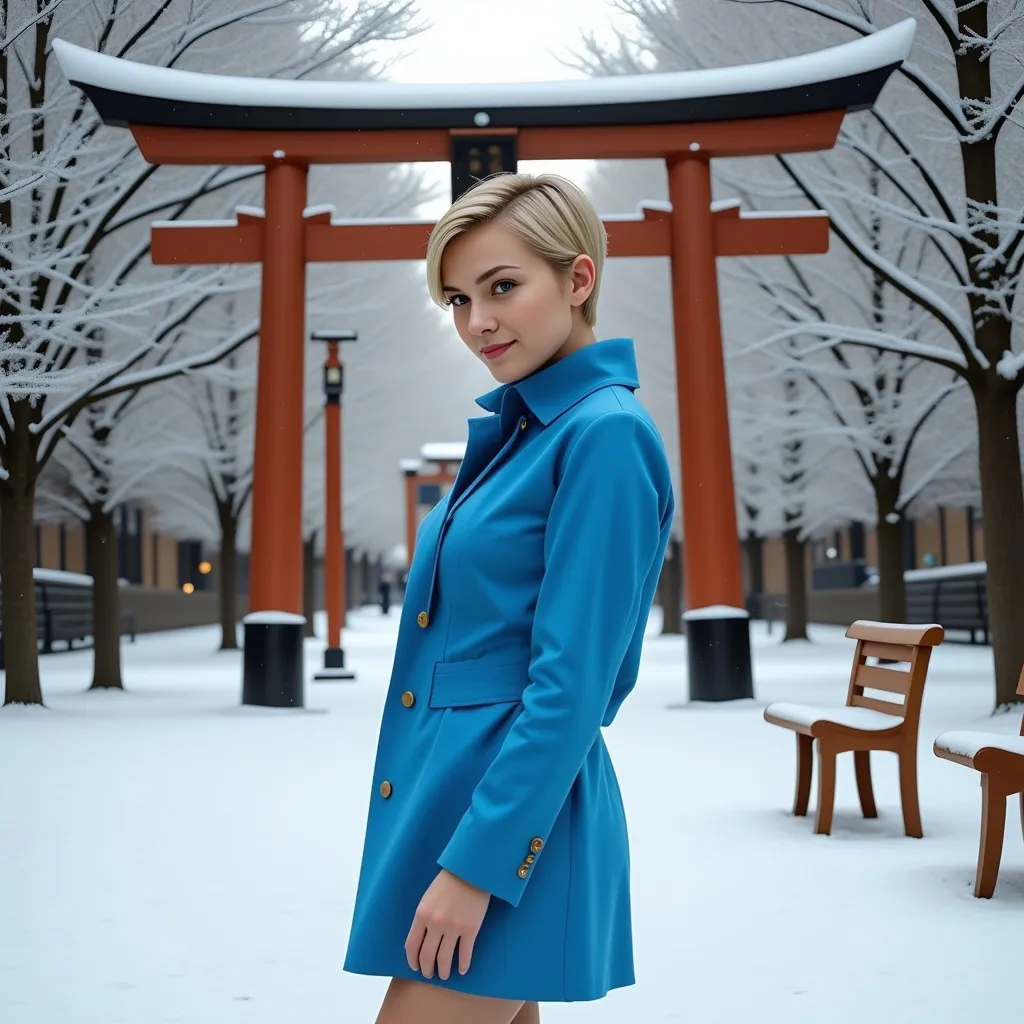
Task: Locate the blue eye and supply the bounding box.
[494,280,515,294]
[449,294,468,307]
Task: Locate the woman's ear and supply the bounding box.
[567,254,596,308]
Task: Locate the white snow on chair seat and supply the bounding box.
[850,619,943,633]
[934,730,1024,759]
[765,702,901,731]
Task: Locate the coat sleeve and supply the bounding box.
[436,410,671,906]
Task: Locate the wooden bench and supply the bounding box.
[905,568,988,645]
[933,667,1024,898]
[764,620,945,837]
[0,571,136,669]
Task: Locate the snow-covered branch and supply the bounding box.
[778,154,981,365]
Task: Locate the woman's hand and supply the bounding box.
[405,868,491,981]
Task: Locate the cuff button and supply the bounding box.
[530,837,544,853]
[517,864,530,879]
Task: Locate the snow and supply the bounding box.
[310,329,358,343]
[2,609,1022,1022]
[399,458,423,472]
[738,208,829,220]
[848,618,943,633]
[151,218,244,229]
[995,349,1022,381]
[765,702,901,731]
[420,442,466,462]
[28,568,92,586]
[683,604,750,620]
[52,20,916,112]
[935,729,1024,759]
[905,561,986,582]
[303,204,336,220]
[242,611,306,626]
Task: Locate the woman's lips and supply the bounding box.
[481,341,515,360]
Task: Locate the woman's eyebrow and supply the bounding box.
[441,264,520,292]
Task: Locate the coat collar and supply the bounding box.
[474,338,640,427]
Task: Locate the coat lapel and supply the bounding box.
[444,414,504,513]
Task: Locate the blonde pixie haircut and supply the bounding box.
[425,173,607,328]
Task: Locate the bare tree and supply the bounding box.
[0,0,424,705]
[582,0,1024,708]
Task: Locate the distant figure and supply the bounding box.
[378,573,392,615]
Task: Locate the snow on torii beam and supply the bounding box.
[54,21,916,704]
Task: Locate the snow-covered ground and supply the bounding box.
[2,609,1021,1023]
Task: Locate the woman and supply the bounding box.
[344,173,676,1024]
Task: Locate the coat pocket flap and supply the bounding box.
[429,651,532,709]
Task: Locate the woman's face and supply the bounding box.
[440,220,596,384]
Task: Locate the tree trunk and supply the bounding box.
[86,503,123,690]
[0,484,43,705]
[303,533,317,638]
[743,531,765,618]
[872,473,907,624]
[783,527,809,641]
[87,501,122,688]
[217,502,239,651]
[657,537,683,635]
[954,3,1024,708]
[973,384,1024,708]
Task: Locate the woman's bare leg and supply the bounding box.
[375,977,525,1024]
[511,1002,540,1024]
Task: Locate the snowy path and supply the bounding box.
[2,609,1021,1023]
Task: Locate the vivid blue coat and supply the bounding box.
[343,338,675,1002]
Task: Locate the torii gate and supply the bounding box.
[54,21,915,706]
[404,442,467,566]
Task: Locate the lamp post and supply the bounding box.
[312,329,357,682]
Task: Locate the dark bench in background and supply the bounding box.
[0,570,136,669]
[905,563,987,645]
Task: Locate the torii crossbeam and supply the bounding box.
[54,20,916,705]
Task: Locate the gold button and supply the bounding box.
[401,691,415,708]
[417,611,429,628]
[519,418,527,431]
[525,854,535,864]
[530,837,544,853]
[517,864,529,879]
[379,781,392,799]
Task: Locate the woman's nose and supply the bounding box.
[468,304,498,336]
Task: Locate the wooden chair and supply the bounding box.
[764,620,945,837]
[933,667,1024,898]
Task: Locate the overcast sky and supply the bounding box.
[372,0,632,216]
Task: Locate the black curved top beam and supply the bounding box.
[53,21,916,133]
